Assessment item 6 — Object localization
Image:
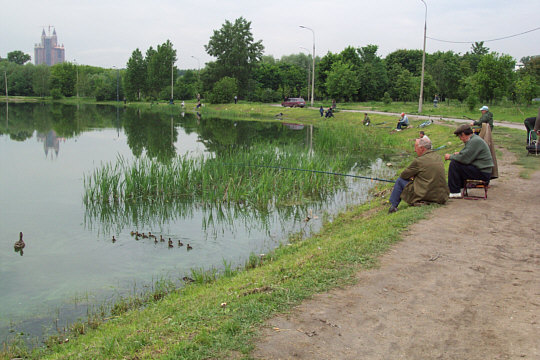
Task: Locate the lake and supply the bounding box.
[0,102,395,343]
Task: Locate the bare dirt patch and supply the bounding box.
[254,149,539,359]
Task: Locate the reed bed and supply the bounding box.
[83,144,350,211]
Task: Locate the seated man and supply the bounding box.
[472,105,493,130]
[396,112,409,131]
[363,113,371,126]
[388,137,449,213]
[444,124,494,198]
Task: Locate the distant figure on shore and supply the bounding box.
[325,107,334,118]
[363,113,371,126]
[433,94,439,108]
[396,112,409,131]
[234,95,238,104]
[320,106,324,117]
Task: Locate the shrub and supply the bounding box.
[208,76,238,104]
[50,88,63,100]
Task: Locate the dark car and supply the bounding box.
[281,97,306,108]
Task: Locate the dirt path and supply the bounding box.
[253,149,539,359]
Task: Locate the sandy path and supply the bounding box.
[253,150,539,359]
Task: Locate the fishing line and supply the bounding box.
[225,163,396,183]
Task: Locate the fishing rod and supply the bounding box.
[225,163,396,183]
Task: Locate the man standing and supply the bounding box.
[388,137,448,213]
[472,105,493,130]
[445,124,494,198]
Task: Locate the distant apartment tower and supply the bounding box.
[34,27,65,66]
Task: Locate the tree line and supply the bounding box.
[1,17,538,107]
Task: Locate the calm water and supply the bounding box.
[0,103,394,342]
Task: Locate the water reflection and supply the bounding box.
[36,130,64,159]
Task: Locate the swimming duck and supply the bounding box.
[154,237,158,244]
[142,233,148,239]
[130,231,136,236]
[148,232,156,239]
[186,244,193,250]
[178,240,184,247]
[14,232,25,250]
[160,235,165,242]
[168,239,174,248]
[112,236,116,243]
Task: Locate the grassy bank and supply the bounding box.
[2,102,536,360]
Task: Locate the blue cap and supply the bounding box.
[479,105,489,111]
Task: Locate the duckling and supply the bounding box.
[14,232,25,250]
[148,232,156,239]
[186,244,193,250]
[168,239,174,248]
[112,236,116,243]
[178,240,184,247]
[130,231,136,236]
[154,237,158,244]
[160,235,165,242]
[142,233,148,239]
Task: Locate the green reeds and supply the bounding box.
[83,144,349,210]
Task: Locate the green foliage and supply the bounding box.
[7,50,31,65]
[395,69,414,102]
[325,61,359,101]
[208,76,238,104]
[50,62,77,97]
[205,17,264,95]
[125,48,146,101]
[382,91,392,105]
[146,40,177,100]
[474,53,516,103]
[515,75,538,104]
[50,88,63,100]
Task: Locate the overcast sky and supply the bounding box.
[2,0,539,69]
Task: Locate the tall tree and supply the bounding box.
[49,62,76,97]
[325,61,359,102]
[146,40,177,100]
[205,17,264,94]
[125,48,146,101]
[7,50,31,65]
[474,53,515,103]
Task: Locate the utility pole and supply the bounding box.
[171,60,174,104]
[418,0,427,113]
[300,26,315,107]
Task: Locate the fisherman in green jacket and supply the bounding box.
[472,105,493,130]
[445,124,494,198]
[388,137,449,213]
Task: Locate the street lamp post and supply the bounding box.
[300,25,315,107]
[300,46,311,101]
[191,55,201,86]
[418,0,427,113]
[171,60,174,104]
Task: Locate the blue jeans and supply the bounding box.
[389,177,411,207]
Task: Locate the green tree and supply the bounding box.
[325,61,359,101]
[316,51,340,98]
[385,49,423,76]
[205,17,264,95]
[357,45,388,100]
[208,76,238,104]
[125,48,146,101]
[427,51,462,100]
[32,64,50,97]
[515,75,538,105]
[7,50,31,65]
[146,40,177,100]
[474,53,515,102]
[395,69,414,102]
[49,62,76,97]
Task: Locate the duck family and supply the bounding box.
[125,230,193,250]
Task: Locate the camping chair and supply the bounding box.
[526,130,539,156]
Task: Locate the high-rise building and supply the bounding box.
[34,27,65,66]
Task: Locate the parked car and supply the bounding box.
[281,97,306,108]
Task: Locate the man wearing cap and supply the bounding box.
[444,124,494,198]
[396,112,409,131]
[472,106,493,130]
[388,137,448,213]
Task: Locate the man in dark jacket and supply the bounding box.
[388,137,449,213]
[445,124,494,198]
